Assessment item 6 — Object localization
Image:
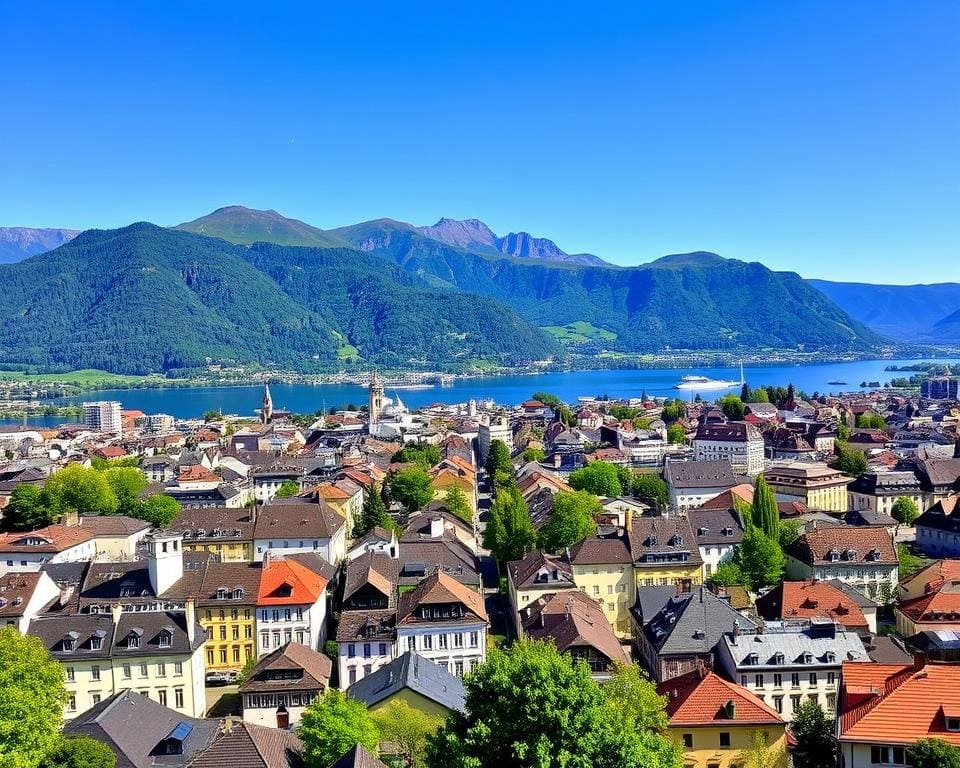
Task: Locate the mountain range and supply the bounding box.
[0,205,951,374]
[0,227,79,263]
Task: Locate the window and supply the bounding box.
[158,663,166,677]
[791,694,801,712]
[175,689,184,708]
[158,631,172,648]
[423,635,433,650]
[159,689,167,706]
[175,662,183,676]
[682,734,693,749]
[870,746,906,765]
[755,674,764,687]
[774,695,783,713]
[122,664,131,679]
[140,663,148,677]
[349,668,357,685]
[809,672,818,685]
[773,673,783,687]
[348,643,356,658]
[719,732,730,747]
[948,718,960,732]
[592,585,600,596]
[740,675,748,686]
[219,649,227,664]
[439,634,448,649]
[454,633,464,649]
[379,642,388,656]
[91,665,100,681]
[455,660,464,676]
[363,643,371,658]
[827,672,836,685]
[65,666,75,682]
[233,647,240,663]
[232,625,239,641]
[91,636,102,650]
[219,626,227,641]
[91,693,101,706]
[67,695,76,712]
[470,632,479,648]
[791,673,800,688]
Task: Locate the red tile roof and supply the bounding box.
[257,557,328,606]
[901,559,960,597]
[658,669,783,726]
[396,571,487,624]
[178,465,219,483]
[839,661,960,746]
[758,580,869,630]
[0,525,94,553]
[897,582,960,625]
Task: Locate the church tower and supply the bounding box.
[369,372,384,431]
[261,382,273,424]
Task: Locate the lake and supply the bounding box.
[2,358,955,426]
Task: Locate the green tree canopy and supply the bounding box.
[734,527,785,591]
[484,439,513,481]
[442,486,473,524]
[751,474,780,542]
[392,441,441,468]
[631,474,669,509]
[0,626,66,768]
[274,479,301,499]
[43,464,118,517]
[790,700,838,768]
[601,662,669,732]
[778,518,803,550]
[482,485,536,565]
[666,423,686,444]
[568,461,623,497]
[522,446,546,463]
[139,495,181,528]
[718,394,745,420]
[898,543,926,580]
[539,490,600,553]
[830,443,868,475]
[705,561,746,588]
[660,401,685,424]
[353,481,394,537]
[298,689,380,768]
[907,738,960,768]
[736,730,787,768]
[4,484,52,531]
[425,641,681,768]
[891,496,920,526]
[856,412,887,429]
[372,699,443,768]
[388,467,434,515]
[40,736,116,768]
[103,467,148,516]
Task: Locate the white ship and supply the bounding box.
[675,362,745,391]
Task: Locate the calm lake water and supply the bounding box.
[2,358,956,427]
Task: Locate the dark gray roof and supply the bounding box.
[328,745,388,768]
[848,471,923,496]
[188,722,303,768]
[664,460,746,489]
[635,585,759,655]
[825,579,879,608]
[64,690,217,768]
[347,651,465,712]
[687,507,745,547]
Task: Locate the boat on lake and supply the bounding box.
[675,362,745,391]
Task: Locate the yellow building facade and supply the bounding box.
[185,537,253,563]
[667,724,787,768]
[569,558,635,636]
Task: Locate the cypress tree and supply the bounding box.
[751,474,780,543]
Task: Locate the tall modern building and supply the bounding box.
[83,401,122,435]
[478,415,513,465]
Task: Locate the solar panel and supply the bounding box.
[169,722,193,742]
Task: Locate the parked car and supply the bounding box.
[205,671,231,686]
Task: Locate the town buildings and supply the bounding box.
[239,642,331,729]
[763,462,850,512]
[785,526,898,601]
[692,421,764,475]
[83,401,122,435]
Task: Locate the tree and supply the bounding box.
[830,442,868,475]
[751,474,780,542]
[372,699,442,768]
[790,700,838,768]
[735,730,787,768]
[718,394,745,420]
[484,439,513,481]
[740,383,751,401]
[568,461,623,497]
[661,401,685,424]
[706,561,746,588]
[856,412,887,429]
[522,446,546,463]
[666,423,686,444]
[274,480,300,499]
[482,486,536,565]
[750,387,769,403]
[388,467,433,514]
[42,464,117,517]
[601,662,669,732]
[5,484,52,531]
[631,474,669,509]
[734,527,785,591]
[298,689,380,768]
[202,409,221,422]
[139,495,181,527]
[907,738,960,768]
[443,486,473,524]
[778,518,803,550]
[891,496,920,526]
[0,626,66,768]
[425,641,681,768]
[103,467,148,516]
[392,441,441,468]
[898,543,926,580]
[354,481,394,537]
[40,736,116,768]
[539,491,600,552]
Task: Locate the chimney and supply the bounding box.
[625,507,634,530]
[186,598,196,644]
[429,517,444,539]
[111,602,123,626]
[913,651,926,673]
[732,619,741,645]
[58,584,75,608]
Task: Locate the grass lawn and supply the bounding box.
[0,368,167,387]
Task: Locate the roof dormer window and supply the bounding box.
[825,652,837,663]
[62,632,78,652]
[845,548,857,561]
[827,549,840,562]
[216,587,228,600]
[158,629,172,648]
[802,652,813,664]
[773,653,785,665]
[127,628,142,649]
[232,587,244,600]
[745,653,759,665]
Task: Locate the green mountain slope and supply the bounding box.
[330,223,883,352]
[175,206,350,248]
[0,224,556,374]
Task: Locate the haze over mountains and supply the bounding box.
[0,205,955,375]
[0,227,79,263]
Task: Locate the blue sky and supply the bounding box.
[0,1,956,283]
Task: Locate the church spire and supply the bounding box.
[261,382,273,424]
